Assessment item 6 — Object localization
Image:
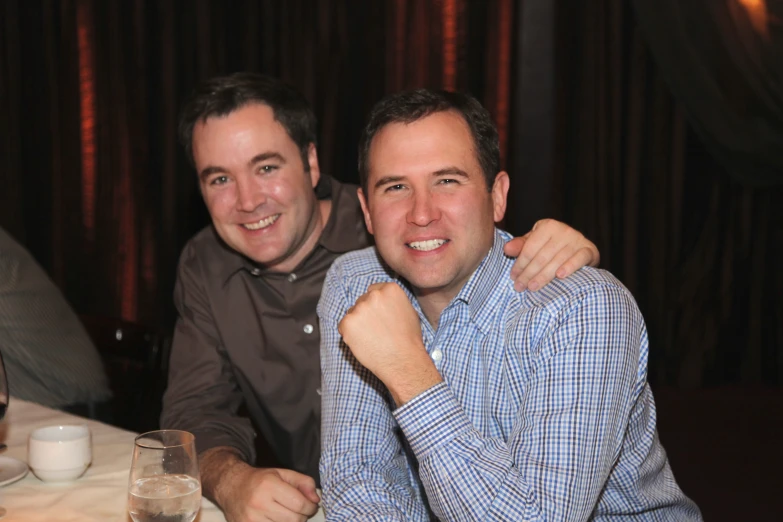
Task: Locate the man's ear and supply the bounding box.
[491,171,510,223]
[307,143,321,187]
[358,187,374,235]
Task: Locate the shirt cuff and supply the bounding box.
[392,382,474,459]
[193,430,255,465]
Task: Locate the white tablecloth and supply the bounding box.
[0,398,325,521]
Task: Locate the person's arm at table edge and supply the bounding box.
[160,242,256,461]
[200,446,249,505]
[200,447,320,521]
[165,246,319,521]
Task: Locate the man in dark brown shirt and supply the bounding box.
[161,73,601,522]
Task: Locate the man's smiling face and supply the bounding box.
[193,103,323,272]
[359,110,508,302]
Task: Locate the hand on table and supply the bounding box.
[224,467,319,522]
[505,218,600,292]
[201,448,319,522]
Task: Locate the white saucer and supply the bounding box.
[0,456,28,487]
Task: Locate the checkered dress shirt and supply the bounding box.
[318,229,701,521]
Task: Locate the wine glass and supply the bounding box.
[0,350,8,518]
[127,430,201,522]
[0,349,7,422]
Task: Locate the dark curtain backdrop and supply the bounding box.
[552,0,783,387]
[1,0,781,388]
[0,0,513,326]
[633,0,783,186]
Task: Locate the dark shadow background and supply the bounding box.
[1,1,782,519]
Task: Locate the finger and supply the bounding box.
[503,234,529,266]
[554,247,594,279]
[511,238,562,291]
[270,481,319,518]
[508,229,551,280]
[531,218,552,231]
[279,469,321,504]
[526,246,576,291]
[585,241,600,267]
[264,499,310,522]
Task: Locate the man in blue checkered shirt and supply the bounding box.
[318,89,701,521]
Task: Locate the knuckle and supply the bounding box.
[518,243,535,261]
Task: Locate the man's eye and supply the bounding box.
[385,184,405,192]
[259,165,278,173]
[439,178,458,185]
[210,176,229,186]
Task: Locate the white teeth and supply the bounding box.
[408,239,447,251]
[243,214,280,230]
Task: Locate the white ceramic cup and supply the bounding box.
[28,424,92,482]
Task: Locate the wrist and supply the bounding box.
[382,354,443,407]
[199,447,249,508]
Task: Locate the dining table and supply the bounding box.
[0,397,325,522]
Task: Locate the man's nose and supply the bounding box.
[407,191,440,226]
[235,178,266,212]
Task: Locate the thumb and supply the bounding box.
[504,234,528,257]
[279,469,320,503]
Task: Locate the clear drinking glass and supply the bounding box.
[0,349,8,422]
[127,430,201,522]
[0,349,7,519]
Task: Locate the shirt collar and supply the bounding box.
[452,228,514,334]
[316,176,367,254]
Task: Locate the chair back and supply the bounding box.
[79,315,170,433]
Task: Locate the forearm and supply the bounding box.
[395,381,625,521]
[162,318,255,461]
[383,353,443,408]
[394,384,539,521]
[198,446,252,508]
[319,333,427,518]
[320,360,428,519]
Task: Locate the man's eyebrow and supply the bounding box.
[372,168,471,190]
[433,167,469,178]
[198,152,286,182]
[373,175,405,190]
[248,151,285,167]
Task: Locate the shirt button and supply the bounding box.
[250,268,261,276]
[431,349,443,362]
[316,387,322,396]
[303,324,314,334]
[288,273,297,282]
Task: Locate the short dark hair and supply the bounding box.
[178,72,318,170]
[357,89,500,193]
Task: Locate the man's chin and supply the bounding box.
[399,272,453,294]
[230,242,285,266]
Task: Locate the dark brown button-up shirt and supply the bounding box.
[161,176,370,481]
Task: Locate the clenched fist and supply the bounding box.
[338,283,443,406]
